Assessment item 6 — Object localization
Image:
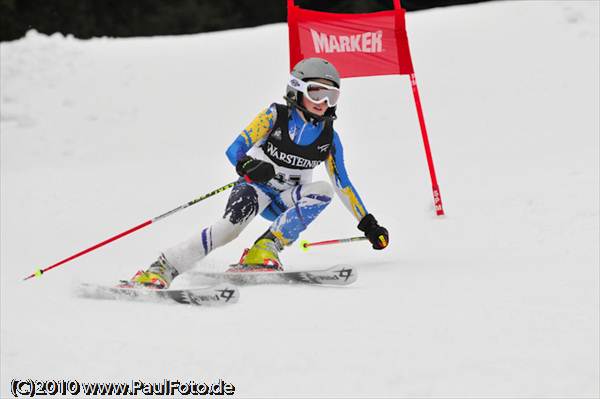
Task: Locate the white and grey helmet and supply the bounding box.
[285,57,341,120]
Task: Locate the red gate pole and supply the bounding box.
[395,0,445,216]
[409,72,445,216]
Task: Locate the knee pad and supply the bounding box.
[223,183,259,225]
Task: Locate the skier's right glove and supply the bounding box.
[358,213,389,250]
[236,156,275,183]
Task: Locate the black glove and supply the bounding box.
[358,213,389,250]
[236,156,275,183]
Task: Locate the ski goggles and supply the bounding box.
[288,75,340,107]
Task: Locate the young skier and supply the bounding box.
[125,57,389,289]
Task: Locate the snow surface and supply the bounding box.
[1,1,598,397]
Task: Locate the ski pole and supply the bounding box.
[300,236,368,251]
[23,181,237,281]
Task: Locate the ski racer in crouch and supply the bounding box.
[124,57,389,289]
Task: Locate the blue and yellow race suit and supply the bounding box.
[161,104,372,272]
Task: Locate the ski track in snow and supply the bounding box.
[1,1,598,397]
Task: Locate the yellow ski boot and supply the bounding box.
[232,233,284,272]
[120,255,179,289]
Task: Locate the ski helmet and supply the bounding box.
[285,57,341,120]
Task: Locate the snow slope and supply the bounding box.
[1,1,598,397]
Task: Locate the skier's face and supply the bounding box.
[303,95,328,116]
[302,79,334,116]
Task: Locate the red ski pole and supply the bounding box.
[300,236,368,251]
[23,181,237,281]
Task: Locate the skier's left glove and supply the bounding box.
[358,213,389,250]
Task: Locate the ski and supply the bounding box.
[76,283,239,306]
[189,264,357,286]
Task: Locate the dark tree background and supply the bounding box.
[0,0,493,42]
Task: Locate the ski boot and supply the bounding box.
[230,232,284,272]
[119,254,179,289]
